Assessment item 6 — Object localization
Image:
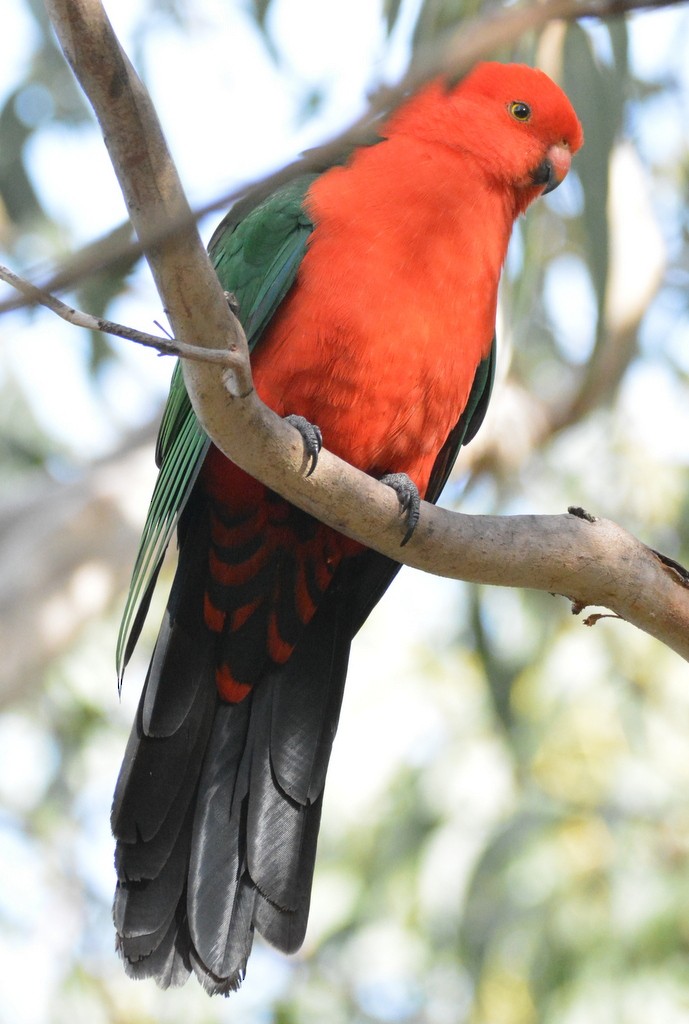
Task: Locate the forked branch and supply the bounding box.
[41,0,689,663]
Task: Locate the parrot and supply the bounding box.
[112,61,583,994]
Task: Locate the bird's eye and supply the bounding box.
[509,101,532,122]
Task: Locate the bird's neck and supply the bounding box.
[308,134,518,295]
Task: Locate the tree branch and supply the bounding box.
[43,0,689,664]
[43,0,252,396]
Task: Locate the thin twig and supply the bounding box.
[0,263,232,365]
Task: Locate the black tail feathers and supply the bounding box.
[112,504,352,994]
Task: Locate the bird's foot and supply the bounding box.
[285,414,323,477]
[380,472,420,546]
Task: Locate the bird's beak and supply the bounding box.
[532,142,572,194]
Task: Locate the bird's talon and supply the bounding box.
[285,414,323,476]
[380,472,420,546]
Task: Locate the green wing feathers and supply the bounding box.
[210,174,317,344]
[116,176,317,679]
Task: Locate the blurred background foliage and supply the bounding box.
[2,0,689,1021]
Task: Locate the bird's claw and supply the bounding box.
[285,414,323,477]
[380,472,420,546]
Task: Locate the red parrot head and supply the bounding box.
[385,61,584,213]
